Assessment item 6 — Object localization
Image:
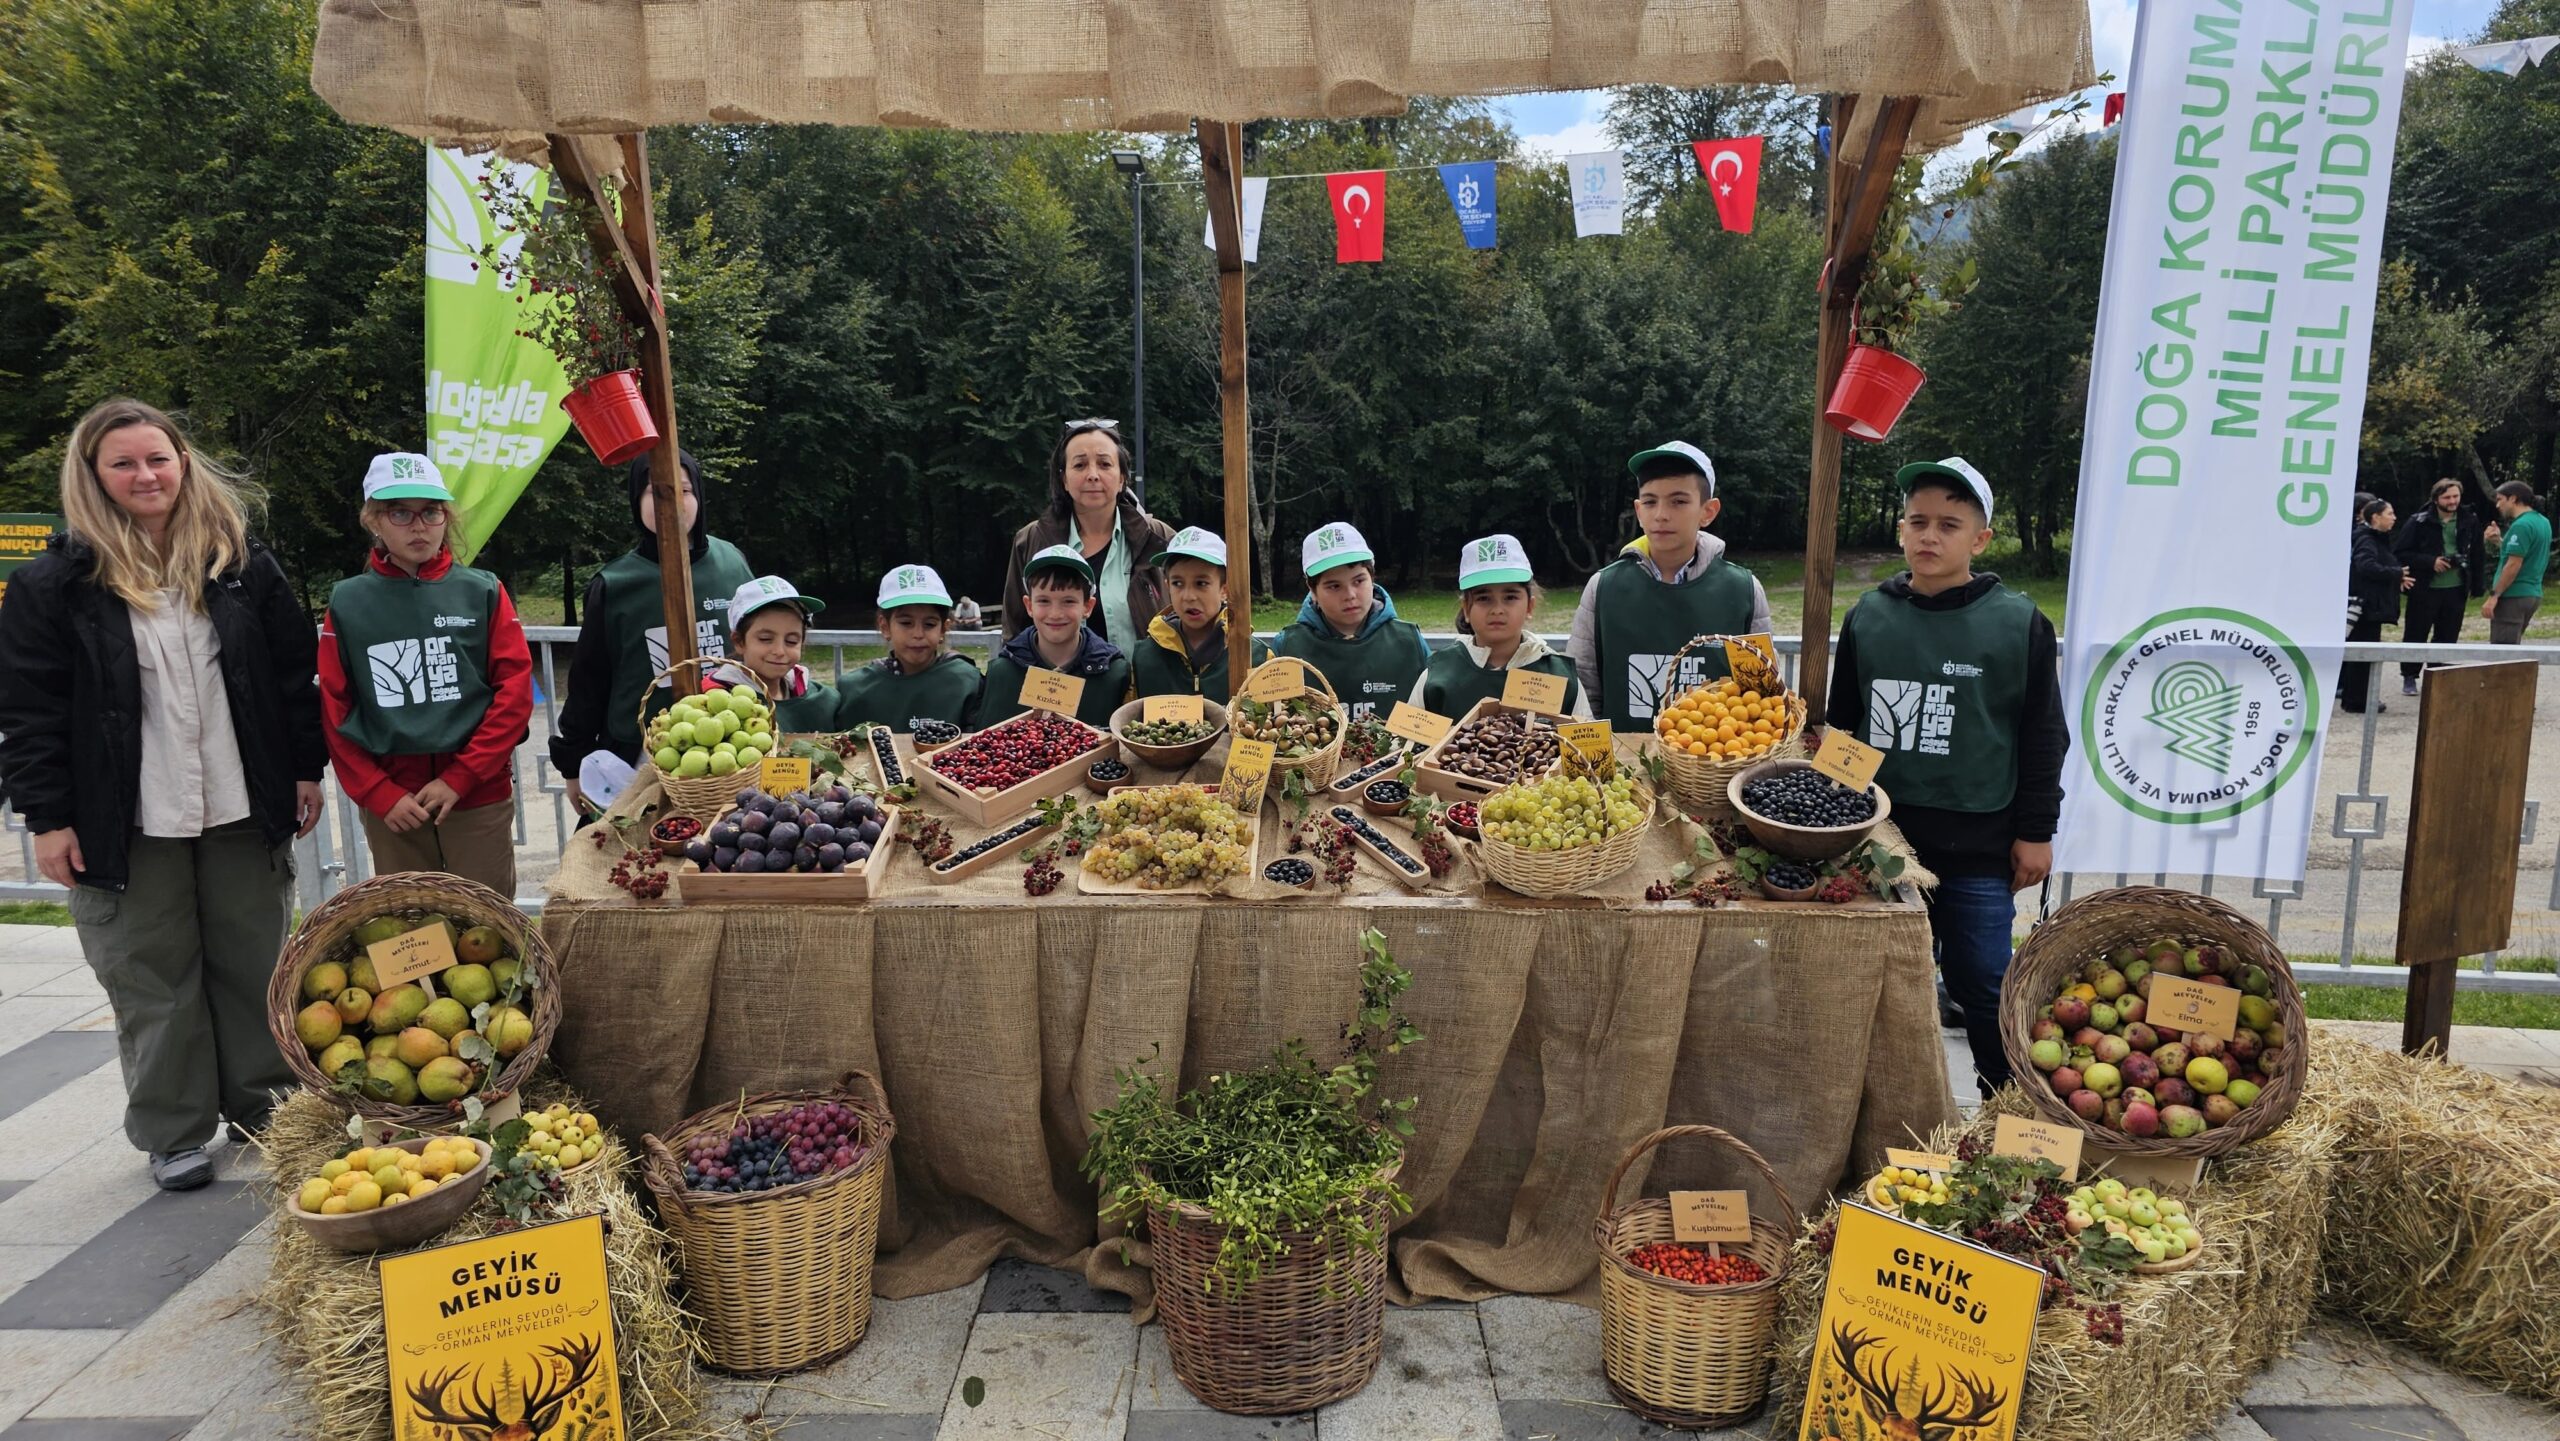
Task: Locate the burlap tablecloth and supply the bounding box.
[545,737,1957,1306]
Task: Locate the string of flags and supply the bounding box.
[2096,33,2554,131]
[1201,140,1769,264]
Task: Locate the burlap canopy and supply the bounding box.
[312,0,2093,152]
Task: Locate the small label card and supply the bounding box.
[1018,667,1087,719]
[1142,693,1206,725]
[1670,1190,1754,1244]
[1885,1147,1958,1175]
[1810,729,1886,794]
[1500,669,1570,716]
[1241,658,1306,702]
[1558,720,1616,767]
[1385,702,1455,749]
[368,922,458,989]
[1221,736,1277,813]
[1992,1114,2085,1182]
[2086,1147,2206,1191]
[758,756,814,795]
[2147,975,2242,1042]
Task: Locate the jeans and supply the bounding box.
[1926,873,2016,1098]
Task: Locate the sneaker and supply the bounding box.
[2401,678,2418,697]
[148,1148,214,1191]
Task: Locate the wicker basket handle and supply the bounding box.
[1599,1123,1803,1242]
[636,657,769,745]
[838,1068,889,1117]
[1243,655,1340,709]
[1664,634,1786,701]
[640,1129,685,1197]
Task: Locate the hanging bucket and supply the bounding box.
[561,369,661,465]
[1822,345,1926,442]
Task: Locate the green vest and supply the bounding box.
[1588,554,1760,727]
[595,537,754,754]
[1842,585,2036,813]
[834,654,984,732]
[1269,615,1430,722]
[1420,645,1580,717]
[1130,616,1270,706]
[972,655,1131,730]
[327,564,499,756]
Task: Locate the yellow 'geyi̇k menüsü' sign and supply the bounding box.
[1797,1202,2043,1441]
[380,1212,623,1441]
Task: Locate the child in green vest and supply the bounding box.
[834,564,984,731]
[1132,526,1269,704]
[1823,458,2065,1098]
[1268,522,1430,721]
[1568,442,1772,728]
[1412,533,1589,718]
[318,453,534,897]
[702,576,838,732]
[971,545,1130,729]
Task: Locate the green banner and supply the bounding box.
[424,145,572,563]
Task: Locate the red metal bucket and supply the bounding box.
[561,370,660,465]
[1822,345,1926,442]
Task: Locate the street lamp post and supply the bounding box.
[1110,148,1147,503]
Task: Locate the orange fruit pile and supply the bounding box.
[1655,679,1791,761]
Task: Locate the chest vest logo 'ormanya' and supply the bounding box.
[1623,652,1712,721]
[367,636,465,709]
[1867,679,1958,758]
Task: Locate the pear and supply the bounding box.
[300,961,348,1003]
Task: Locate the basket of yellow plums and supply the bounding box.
[523,1102,607,1173]
[284,1135,493,1253]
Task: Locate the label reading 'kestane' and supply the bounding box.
[1500,669,1569,716]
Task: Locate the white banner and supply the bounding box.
[1200,175,1269,262]
[1566,150,1624,237]
[2059,0,2412,881]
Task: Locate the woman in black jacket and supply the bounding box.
[0,399,326,1191]
[2343,494,2412,714]
[2390,477,2493,694]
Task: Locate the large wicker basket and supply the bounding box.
[1998,886,2308,1158]
[1654,635,1807,819]
[1234,658,1348,789]
[1595,1125,1800,1430]
[266,873,559,1129]
[1149,1165,1399,1414]
[641,1071,896,1376]
[641,658,771,822]
[1475,780,1657,899]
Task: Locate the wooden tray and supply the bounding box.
[923,810,1061,883]
[1075,786,1263,897]
[864,726,914,792]
[915,714,1110,828]
[1326,747,1414,796]
[676,808,901,904]
[1412,698,1561,802]
[1324,804,1435,890]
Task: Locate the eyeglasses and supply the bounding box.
[1062,418,1121,437]
[384,505,449,527]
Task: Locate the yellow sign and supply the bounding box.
[1384,702,1455,749]
[1221,736,1277,813]
[381,1213,624,1441]
[1886,1148,1957,1175]
[1018,666,1087,719]
[1991,1114,2085,1182]
[1810,730,1886,796]
[1797,1203,2042,1441]
[2146,976,2242,1042]
[367,922,458,990]
[758,756,814,795]
[1241,658,1306,703]
[0,514,58,608]
[1670,1189,1753,1244]
[1500,669,1570,716]
[1143,693,1206,725]
[1558,720,1616,767]
[1725,634,1783,694]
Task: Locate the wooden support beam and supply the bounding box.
[1199,120,1254,696]
[1797,95,1918,721]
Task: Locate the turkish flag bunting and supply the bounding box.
[2102,91,2126,127]
[1692,138,1764,233]
[1328,170,1385,262]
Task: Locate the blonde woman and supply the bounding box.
[0,399,326,1191]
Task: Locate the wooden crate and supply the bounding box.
[1326,747,1414,797]
[913,714,1110,828]
[676,809,902,904]
[1412,698,1561,803]
[1324,804,1434,890]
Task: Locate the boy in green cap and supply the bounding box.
[835,563,984,731]
[1267,521,1430,720]
[972,544,1130,729]
[1568,441,1772,728]
[1132,526,1269,704]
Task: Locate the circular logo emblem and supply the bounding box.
[2079,607,2318,825]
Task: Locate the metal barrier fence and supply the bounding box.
[3,629,2551,994]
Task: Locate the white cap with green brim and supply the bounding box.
[1150,526,1228,569]
[1625,441,1716,497]
[1458,533,1534,589]
[727,575,825,633]
[1300,522,1374,578]
[363,452,453,504]
[876,563,954,610]
[1895,457,1995,522]
[1024,544,1098,586]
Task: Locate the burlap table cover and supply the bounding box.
[547,741,1956,1305]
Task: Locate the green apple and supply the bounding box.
[654,745,682,771]
[736,745,763,766]
[677,751,712,778]
[709,752,739,776]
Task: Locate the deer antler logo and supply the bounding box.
[1825,1322,2008,1441]
[404,1333,607,1441]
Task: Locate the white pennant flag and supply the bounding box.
[2448,35,2559,74]
[1566,150,1625,238]
[1200,176,1270,263]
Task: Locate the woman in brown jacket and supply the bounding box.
[1000,419,1174,657]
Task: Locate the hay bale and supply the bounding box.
[2302,1024,2560,1404]
[253,1074,710,1440]
[1771,1090,2337,1441]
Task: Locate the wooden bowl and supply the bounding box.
[1360,780,1413,818]
[1726,759,1890,863]
[283,1136,494,1254]
[1085,758,1133,794]
[1109,699,1229,770]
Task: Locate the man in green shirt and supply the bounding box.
[2484,481,2549,645]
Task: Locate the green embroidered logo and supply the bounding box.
[1475,539,1501,562]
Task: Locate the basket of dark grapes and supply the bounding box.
[1726,759,1890,863]
[641,1070,897,1376]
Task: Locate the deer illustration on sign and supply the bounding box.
[403,1333,608,1441]
[1824,1323,2008,1441]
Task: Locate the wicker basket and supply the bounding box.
[641,658,772,822]
[1998,886,2308,1158]
[1234,658,1348,789]
[1653,635,1807,819]
[1149,1166,1399,1414]
[641,1071,897,1376]
[266,873,559,1129]
[1595,1125,1800,1430]
[1475,780,1657,899]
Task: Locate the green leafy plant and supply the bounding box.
[472,165,639,390]
[1082,927,1421,1295]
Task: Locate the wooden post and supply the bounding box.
[1797,96,1918,719]
[1199,120,1254,695]
[2393,661,2538,1057]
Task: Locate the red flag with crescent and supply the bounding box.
[1328,170,1385,262]
[1691,137,1764,233]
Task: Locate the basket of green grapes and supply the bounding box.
[1476,755,1657,899]
[1076,784,1261,896]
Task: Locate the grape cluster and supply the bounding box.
[1022,851,1064,895]
[680,1100,868,1193]
[1082,787,1255,888]
[1764,861,1818,890]
[1739,768,1877,828]
[1480,774,1647,851]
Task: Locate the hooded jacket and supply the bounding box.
[971,624,1130,729]
[1267,585,1432,720]
[1407,631,1591,719]
[1131,608,1271,705]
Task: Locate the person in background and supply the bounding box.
[1823,459,2064,1098]
[835,564,984,731]
[317,453,532,896]
[549,452,753,816]
[2343,494,2412,715]
[999,419,1173,656]
[1411,533,1588,718]
[1131,526,1268,705]
[1569,442,1773,728]
[0,398,326,1190]
[1267,522,1430,721]
[2390,477,2492,695]
[2484,481,2548,645]
[973,545,1130,728]
[704,577,838,731]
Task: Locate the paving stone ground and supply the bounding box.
[0,923,2551,1441]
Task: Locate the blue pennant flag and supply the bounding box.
[1438,161,1498,250]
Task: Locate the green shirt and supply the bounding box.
[1130,612,1269,705]
[1585,554,1761,728]
[972,654,1131,730]
[2429,515,2463,589]
[593,537,756,755]
[2497,509,2549,600]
